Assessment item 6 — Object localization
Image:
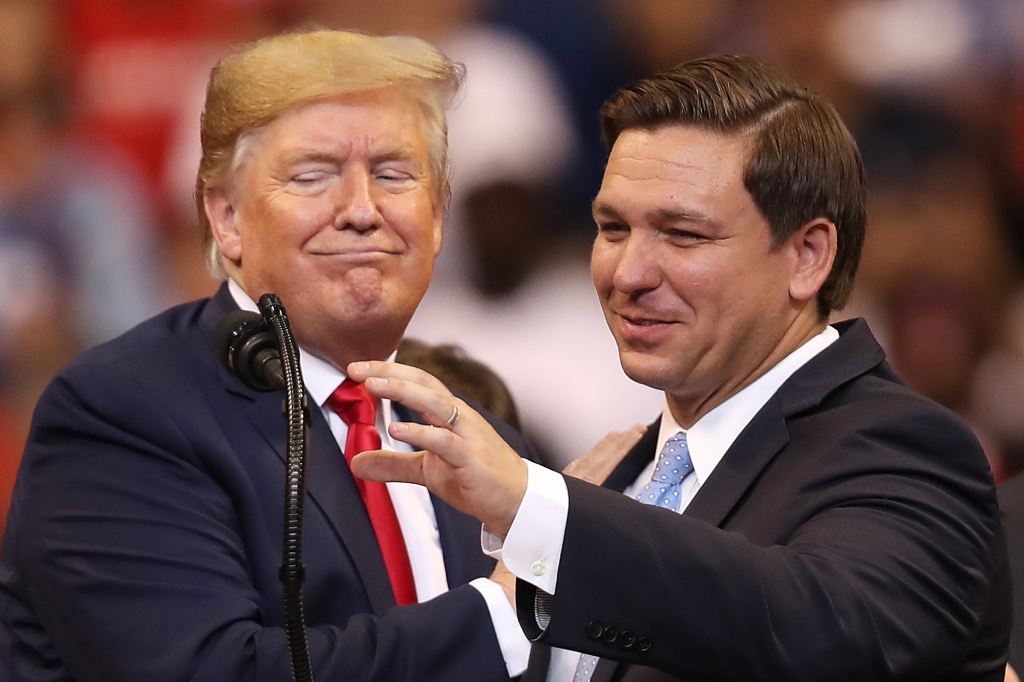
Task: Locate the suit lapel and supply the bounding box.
[683,398,789,526]
[201,285,396,615]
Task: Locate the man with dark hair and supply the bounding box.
[348,54,1011,681]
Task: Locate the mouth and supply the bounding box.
[309,248,397,260]
[618,309,676,326]
[614,310,679,342]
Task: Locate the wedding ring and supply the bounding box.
[445,404,460,429]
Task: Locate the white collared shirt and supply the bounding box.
[489,324,840,682]
[226,280,530,675]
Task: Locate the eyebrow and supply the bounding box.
[281,146,423,167]
[592,200,722,230]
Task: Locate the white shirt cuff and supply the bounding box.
[482,459,568,594]
[469,577,531,677]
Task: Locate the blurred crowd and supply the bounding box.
[1,0,1023,532]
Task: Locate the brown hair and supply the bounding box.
[196,29,464,277]
[600,54,866,317]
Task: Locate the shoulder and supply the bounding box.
[34,297,221,429]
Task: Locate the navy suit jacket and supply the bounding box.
[0,285,529,681]
[520,319,1010,682]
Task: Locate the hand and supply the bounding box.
[347,360,528,537]
[563,424,646,485]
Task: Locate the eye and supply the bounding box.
[377,170,412,182]
[293,171,330,184]
[596,221,629,241]
[664,228,709,246]
[287,168,334,193]
[374,164,416,186]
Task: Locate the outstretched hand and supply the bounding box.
[347,360,529,537]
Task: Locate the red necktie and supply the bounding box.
[327,379,418,606]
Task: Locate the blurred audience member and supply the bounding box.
[850,103,1024,481]
[0,0,168,534]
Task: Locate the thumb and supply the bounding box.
[350,450,427,485]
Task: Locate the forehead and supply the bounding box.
[596,126,752,210]
[250,88,430,161]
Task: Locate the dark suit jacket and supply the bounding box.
[0,285,530,682]
[997,472,1024,673]
[520,319,1010,682]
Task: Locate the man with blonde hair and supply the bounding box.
[0,29,532,681]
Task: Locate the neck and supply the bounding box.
[667,315,828,428]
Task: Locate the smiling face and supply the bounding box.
[591,125,831,426]
[205,88,444,369]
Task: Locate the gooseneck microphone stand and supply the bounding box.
[215,293,313,682]
[259,294,314,682]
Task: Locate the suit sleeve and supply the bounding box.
[517,401,1006,681]
[4,362,512,682]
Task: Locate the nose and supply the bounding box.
[611,232,661,295]
[332,168,381,232]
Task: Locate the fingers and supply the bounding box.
[385,420,472,468]
[349,450,427,484]
[348,360,464,430]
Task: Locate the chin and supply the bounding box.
[619,355,673,391]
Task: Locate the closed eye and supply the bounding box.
[596,221,629,239]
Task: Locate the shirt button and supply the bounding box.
[531,561,547,576]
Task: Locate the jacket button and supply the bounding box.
[601,626,618,643]
[637,636,652,653]
[586,621,604,640]
[618,630,636,649]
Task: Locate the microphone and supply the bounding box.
[214,309,285,392]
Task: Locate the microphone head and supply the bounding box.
[214,310,283,392]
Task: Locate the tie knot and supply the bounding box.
[652,431,692,486]
[327,379,378,427]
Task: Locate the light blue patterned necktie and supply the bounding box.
[633,431,692,512]
[572,431,693,681]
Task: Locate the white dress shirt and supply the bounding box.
[488,325,840,681]
[227,280,530,676]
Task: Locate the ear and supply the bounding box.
[204,186,243,266]
[787,218,837,303]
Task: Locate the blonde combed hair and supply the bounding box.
[196,29,464,277]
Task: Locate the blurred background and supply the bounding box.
[1,0,1023,533]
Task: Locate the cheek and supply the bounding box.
[590,246,616,294]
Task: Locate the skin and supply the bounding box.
[591,125,834,428]
[204,87,444,370]
[349,123,838,535]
